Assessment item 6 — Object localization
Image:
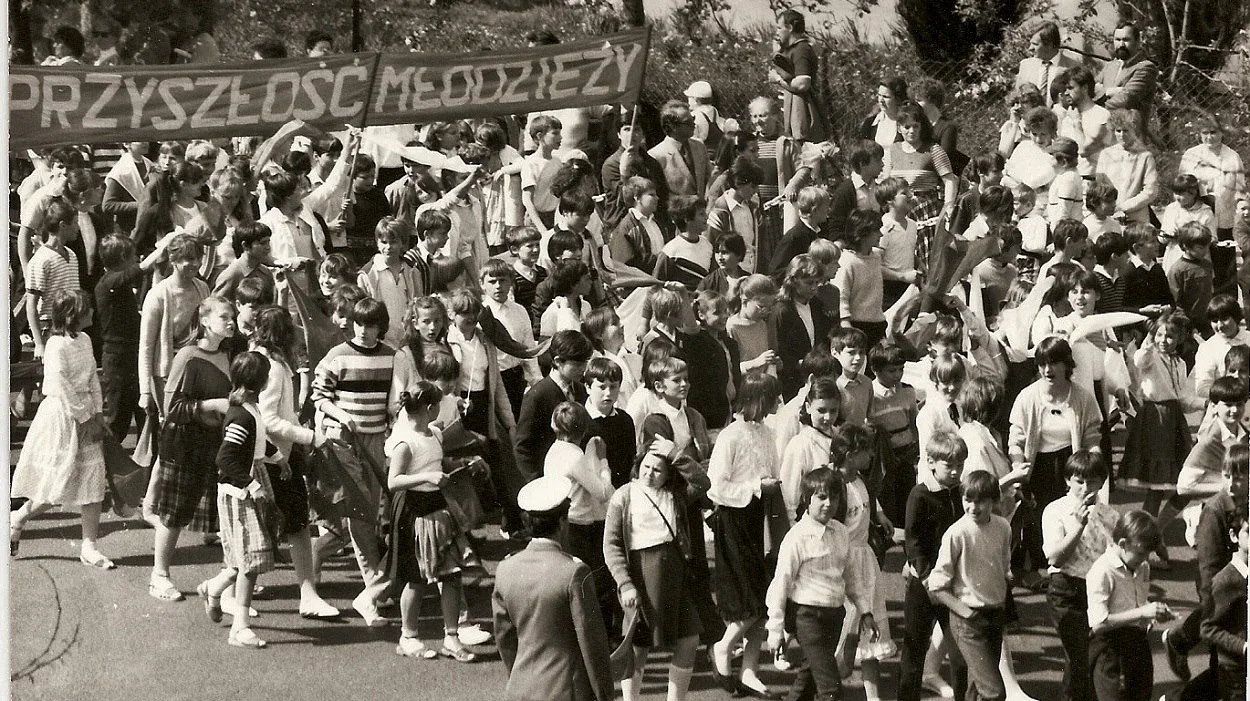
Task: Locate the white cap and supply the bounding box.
[517,476,573,513]
[684,80,713,100]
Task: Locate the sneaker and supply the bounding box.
[1162,628,1191,681]
[396,636,435,659]
[457,624,492,646]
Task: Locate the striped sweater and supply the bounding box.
[312,340,396,434]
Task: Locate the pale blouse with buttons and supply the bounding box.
[708,419,781,508]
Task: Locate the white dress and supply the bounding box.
[12,333,106,506]
[841,477,898,662]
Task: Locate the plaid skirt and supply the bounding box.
[913,188,943,276]
[150,434,219,533]
[218,488,279,575]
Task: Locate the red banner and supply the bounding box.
[8,27,651,150]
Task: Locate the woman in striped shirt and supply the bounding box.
[881,101,959,276]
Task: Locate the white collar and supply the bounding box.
[630,207,655,223]
[586,401,615,420]
[1130,254,1157,270]
[1094,264,1118,281]
[851,172,870,189]
[1232,557,1249,579]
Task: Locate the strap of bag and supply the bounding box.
[637,486,679,544]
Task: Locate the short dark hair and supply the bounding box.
[993,224,1023,252]
[236,276,276,306]
[98,234,136,270]
[420,350,461,383]
[848,140,885,172]
[549,330,593,362]
[505,226,542,249]
[1034,336,1076,378]
[735,369,782,422]
[660,101,694,136]
[351,297,389,335]
[1177,222,1212,250]
[550,259,590,296]
[233,222,272,257]
[926,430,968,464]
[331,284,366,319]
[547,229,585,262]
[963,470,1001,503]
[1067,65,1096,97]
[1112,509,1160,550]
[714,233,747,259]
[869,341,908,373]
[1171,173,1201,198]
[558,190,595,217]
[966,151,1005,183]
[778,9,805,33]
[895,101,934,145]
[1224,443,1250,479]
[585,356,623,385]
[305,30,334,52]
[552,401,591,441]
[881,75,909,102]
[525,29,560,45]
[1210,375,1248,405]
[51,26,85,58]
[731,158,764,188]
[842,209,882,250]
[796,467,843,522]
[416,209,452,239]
[957,377,1001,425]
[479,257,514,282]
[1033,20,1061,48]
[829,326,869,353]
[800,349,841,381]
[874,177,910,208]
[829,423,872,468]
[252,37,288,59]
[1064,450,1109,482]
[1052,218,1089,251]
[1084,179,1119,212]
[979,186,1015,222]
[1208,294,1243,324]
[1093,231,1129,265]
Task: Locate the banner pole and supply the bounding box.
[356,51,385,129]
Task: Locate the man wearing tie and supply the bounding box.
[649,101,710,205]
[1014,21,1078,105]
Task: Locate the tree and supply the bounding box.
[895,0,1023,63]
[1113,0,1250,97]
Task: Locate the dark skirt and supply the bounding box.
[150,424,220,532]
[629,541,701,647]
[912,188,943,276]
[266,448,311,537]
[1120,399,1192,491]
[710,498,768,622]
[756,205,785,276]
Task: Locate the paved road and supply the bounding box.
[9,429,1206,701]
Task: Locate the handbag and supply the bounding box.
[102,431,150,516]
[611,605,641,681]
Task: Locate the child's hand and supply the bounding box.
[648,437,676,458]
[876,513,894,534]
[427,472,449,488]
[1005,463,1031,485]
[767,630,786,652]
[619,584,638,609]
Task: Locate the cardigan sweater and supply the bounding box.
[138,276,211,386]
[603,457,705,596]
[1007,380,1103,464]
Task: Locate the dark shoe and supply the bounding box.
[1163,628,1191,681]
[707,647,736,692]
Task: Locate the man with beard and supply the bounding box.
[1099,22,1159,141]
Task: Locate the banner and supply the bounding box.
[9,27,651,150]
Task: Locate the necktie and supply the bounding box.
[679,142,696,181]
[1041,60,1052,104]
[947,403,960,424]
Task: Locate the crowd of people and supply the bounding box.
[9,10,1250,701]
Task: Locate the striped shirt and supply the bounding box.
[884,142,953,194]
[26,245,81,322]
[657,236,713,291]
[756,138,781,196]
[1093,266,1126,314]
[312,340,397,434]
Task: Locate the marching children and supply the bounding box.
[357,216,423,346]
[779,376,842,517]
[584,357,637,489]
[869,341,920,525]
[1168,222,1216,337]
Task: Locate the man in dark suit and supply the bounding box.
[493,475,614,701]
[513,330,593,485]
[1098,22,1159,141]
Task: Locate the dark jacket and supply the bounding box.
[776,295,834,400]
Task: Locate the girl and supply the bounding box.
[147,296,237,602]
[1122,311,1204,520]
[317,253,355,307]
[476,121,525,255]
[765,467,877,701]
[199,351,276,649]
[605,439,709,701]
[205,165,255,278]
[829,424,896,701]
[881,101,959,271]
[24,199,82,360]
[392,295,452,400]
[707,370,786,698]
[134,161,210,265]
[247,307,338,618]
[776,254,833,400]
[138,234,211,424]
[806,237,842,319]
[582,307,640,409]
[779,376,842,518]
[609,176,666,275]
[726,274,780,377]
[834,210,887,348]
[384,382,480,662]
[10,290,114,568]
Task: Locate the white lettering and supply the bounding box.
[499,60,531,104]
[581,48,612,98]
[331,65,369,118]
[547,51,581,100]
[82,74,121,129]
[374,65,414,113]
[41,76,80,129]
[10,75,39,112]
[295,69,333,121]
[612,42,645,92]
[190,76,231,128]
[261,71,301,123]
[227,75,260,126]
[123,77,160,129]
[469,64,507,105]
[412,67,440,110]
[440,65,474,108]
[151,77,193,130]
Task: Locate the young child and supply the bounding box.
[514,330,593,485]
[899,431,969,701]
[928,470,1013,701]
[1046,137,1083,226]
[539,259,592,338]
[1090,231,1130,314]
[768,186,829,278]
[779,376,842,517]
[726,274,780,377]
[505,227,546,320]
[9,290,114,567]
[1192,294,1250,399]
[917,355,967,481]
[630,355,712,462]
[655,196,713,291]
[316,253,355,309]
[869,341,919,525]
[949,151,1006,239]
[521,114,564,232]
[201,351,277,648]
[771,349,841,458]
[1081,180,1121,244]
[829,424,897,701]
[212,222,275,301]
[405,209,453,291]
[1121,223,1173,318]
[1041,451,1120,701]
[686,289,739,430]
[807,237,843,321]
[706,162,763,274]
[1168,222,1216,336]
[1200,501,1249,701]
[385,382,479,662]
[835,210,887,348]
[961,185,1014,242]
[697,233,748,301]
[1160,173,1217,247]
[830,327,872,427]
[311,297,397,626]
[638,286,686,369]
[584,357,637,488]
[24,198,81,359]
[610,176,667,275]
[1014,186,1050,272]
[1178,376,1248,502]
[972,225,1023,329]
[581,307,639,409]
[766,467,876,701]
[357,217,423,346]
[445,289,513,447]
[1166,442,1250,684]
[1086,510,1174,701]
[480,258,541,417]
[876,177,919,307]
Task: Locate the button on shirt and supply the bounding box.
[851,172,879,212]
[1087,548,1151,630]
[765,515,869,637]
[1042,495,1119,578]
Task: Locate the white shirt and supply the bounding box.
[484,297,541,383]
[448,325,488,392]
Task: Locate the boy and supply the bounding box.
[830,327,872,427]
[869,341,919,525]
[533,230,587,320]
[899,431,970,701]
[1121,222,1173,318]
[24,199,82,358]
[311,297,397,626]
[213,222,275,300]
[1200,505,1248,701]
[1166,442,1249,682]
[697,233,748,300]
[1038,218,1090,280]
[1160,173,1217,247]
[1168,222,1215,337]
[1041,451,1119,701]
[513,330,592,486]
[706,160,763,273]
[583,357,637,488]
[876,177,919,307]
[1046,137,1083,226]
[358,216,422,346]
[638,286,687,365]
[521,114,564,232]
[768,186,829,278]
[343,154,390,267]
[1081,180,1121,244]
[404,209,452,293]
[505,226,547,322]
[228,276,278,359]
[480,258,541,418]
[1091,231,1129,314]
[384,140,432,223]
[928,470,1013,701]
[827,140,884,239]
[916,355,967,481]
[655,195,713,291]
[1192,294,1250,399]
[1086,511,1174,701]
[539,260,592,338]
[685,290,740,431]
[95,234,162,441]
[972,225,1022,327]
